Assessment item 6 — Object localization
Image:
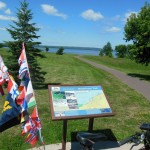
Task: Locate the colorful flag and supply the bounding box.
[0,71,5,85]
[32,109,41,130]
[26,80,36,108]
[31,106,39,120]
[0,56,21,132]
[29,133,38,146]
[16,86,26,105]
[25,127,38,143]
[18,43,26,65]
[23,106,44,146]
[0,43,44,146]
[18,43,36,108]
[0,55,9,85]
[19,60,28,79]
[18,43,28,79]
[7,76,19,101]
[0,93,21,132]
[20,99,29,123]
[22,118,32,135]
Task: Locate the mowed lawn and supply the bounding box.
[0,49,150,150]
[82,55,150,82]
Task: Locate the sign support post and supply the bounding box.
[88,118,94,132]
[62,120,68,150]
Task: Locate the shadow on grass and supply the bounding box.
[70,129,119,150]
[128,73,150,82]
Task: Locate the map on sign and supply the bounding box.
[49,85,113,119]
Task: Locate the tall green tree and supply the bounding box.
[115,44,127,58]
[126,44,136,59]
[0,43,3,48]
[56,47,64,55]
[124,2,150,65]
[99,48,104,56]
[6,0,46,88]
[45,46,49,52]
[102,42,113,57]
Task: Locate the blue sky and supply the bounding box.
[0,0,149,48]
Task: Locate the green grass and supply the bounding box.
[0,49,150,149]
[82,55,150,82]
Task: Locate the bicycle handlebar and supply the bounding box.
[119,132,142,147]
[119,136,134,146]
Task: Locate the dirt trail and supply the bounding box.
[75,56,150,100]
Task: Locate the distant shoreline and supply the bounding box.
[37,45,100,51]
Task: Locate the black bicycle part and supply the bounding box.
[76,132,107,150]
[140,123,150,131]
[119,132,142,150]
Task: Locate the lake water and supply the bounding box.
[38,47,100,56]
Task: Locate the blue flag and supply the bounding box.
[0,93,21,132]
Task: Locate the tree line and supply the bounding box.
[99,42,135,59]
[0,0,149,88]
[99,2,150,66]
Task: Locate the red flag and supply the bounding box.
[22,119,32,135]
[7,77,19,101]
[31,107,41,129]
[25,132,33,143]
[0,76,5,85]
[18,43,26,65]
[31,107,38,120]
[29,134,38,147]
[16,86,26,105]
[0,55,9,85]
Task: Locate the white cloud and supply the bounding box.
[41,4,67,19]
[0,15,16,21]
[106,27,121,32]
[81,9,104,21]
[0,27,6,30]
[0,2,13,15]
[5,8,12,14]
[123,11,138,22]
[0,1,6,10]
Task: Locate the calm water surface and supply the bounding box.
[38,47,100,56]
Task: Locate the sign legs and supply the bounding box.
[88,118,94,132]
[61,118,94,150]
[62,120,68,150]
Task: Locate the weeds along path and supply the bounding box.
[75,55,150,100]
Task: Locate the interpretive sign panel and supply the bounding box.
[48,85,114,120]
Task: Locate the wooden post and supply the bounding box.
[88,118,94,132]
[62,120,68,150]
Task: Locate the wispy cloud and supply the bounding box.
[123,11,138,22]
[5,8,12,14]
[81,9,104,21]
[0,1,6,10]
[0,1,13,21]
[0,15,16,21]
[41,4,67,19]
[0,27,6,31]
[106,27,121,32]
